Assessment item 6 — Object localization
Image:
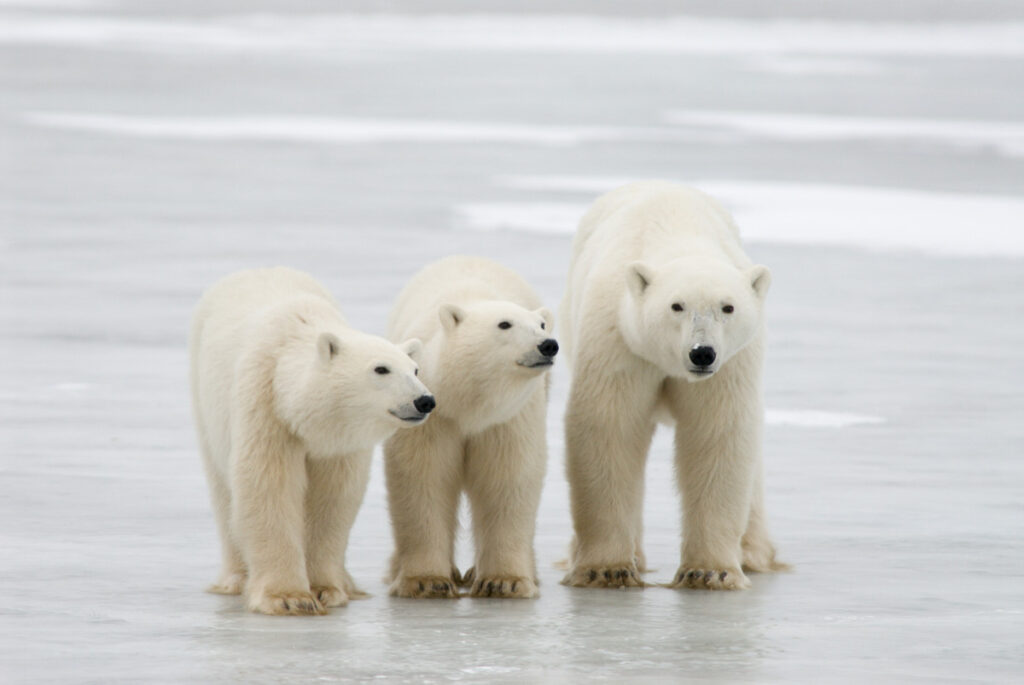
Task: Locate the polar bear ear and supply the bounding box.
[749,265,772,300]
[439,304,466,332]
[535,307,554,332]
[317,332,342,362]
[626,261,654,299]
[399,338,422,362]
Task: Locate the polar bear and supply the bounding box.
[384,256,557,599]
[561,181,786,591]
[190,267,435,615]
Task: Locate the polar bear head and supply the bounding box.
[424,300,556,433]
[619,257,770,382]
[438,301,557,375]
[276,331,434,455]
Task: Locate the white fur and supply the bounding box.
[384,256,555,599]
[189,267,432,615]
[560,181,786,591]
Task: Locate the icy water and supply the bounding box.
[2,1,1023,683]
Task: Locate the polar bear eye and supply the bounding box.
[722,305,734,314]
[498,321,512,330]
[671,303,684,312]
[414,368,418,376]
[374,366,390,375]
[540,322,546,330]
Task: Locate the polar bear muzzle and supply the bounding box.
[685,344,719,378]
[688,345,716,369]
[389,394,436,423]
[517,337,559,368]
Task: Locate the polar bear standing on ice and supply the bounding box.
[190,267,435,615]
[561,181,786,591]
[384,256,557,599]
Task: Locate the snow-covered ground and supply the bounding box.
[2,1,1023,682]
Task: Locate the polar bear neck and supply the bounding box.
[422,336,542,435]
[440,376,540,436]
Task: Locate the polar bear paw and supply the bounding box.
[390,575,460,599]
[468,575,538,599]
[207,572,246,595]
[741,544,791,574]
[669,567,750,591]
[249,589,327,615]
[338,571,370,600]
[562,563,645,588]
[311,585,349,608]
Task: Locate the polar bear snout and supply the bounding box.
[689,345,716,368]
[518,337,559,369]
[538,338,559,358]
[413,394,436,414]
[686,345,719,379]
[390,394,436,423]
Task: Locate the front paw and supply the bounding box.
[669,566,750,590]
[562,562,645,588]
[311,585,349,608]
[338,570,370,600]
[458,566,480,587]
[207,572,246,595]
[742,542,791,574]
[389,574,459,599]
[248,589,327,615]
[468,575,538,599]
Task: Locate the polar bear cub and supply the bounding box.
[384,256,557,599]
[561,181,786,591]
[190,267,435,615]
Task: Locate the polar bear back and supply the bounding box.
[192,266,342,349]
[389,255,543,343]
[571,181,749,273]
[191,267,343,384]
[190,267,347,472]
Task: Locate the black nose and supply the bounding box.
[538,338,559,358]
[413,395,436,414]
[689,346,716,367]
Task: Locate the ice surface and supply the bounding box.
[764,410,884,429]
[2,1,1023,683]
[664,110,1024,158]
[24,112,713,147]
[461,178,1024,257]
[3,12,1024,57]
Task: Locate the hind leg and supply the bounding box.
[741,461,788,573]
[201,450,246,595]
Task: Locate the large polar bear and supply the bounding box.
[561,181,785,591]
[190,267,435,615]
[384,256,557,599]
